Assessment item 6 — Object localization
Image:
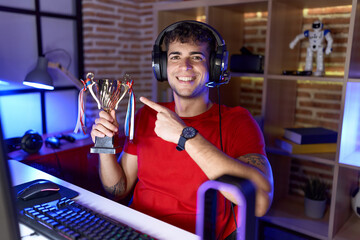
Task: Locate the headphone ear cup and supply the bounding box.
[210,46,229,85]
[152,49,161,82]
[160,51,168,81]
[21,131,43,154]
[209,52,216,83]
[152,43,168,82]
[210,50,222,84]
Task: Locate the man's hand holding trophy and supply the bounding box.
[74,72,135,154]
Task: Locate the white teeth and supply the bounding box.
[178,77,193,81]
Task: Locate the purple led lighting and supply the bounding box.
[196,180,247,240]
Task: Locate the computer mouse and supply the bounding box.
[56,134,76,143]
[17,180,60,201]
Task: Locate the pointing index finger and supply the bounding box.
[140,96,167,113]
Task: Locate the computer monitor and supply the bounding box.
[0,118,21,239]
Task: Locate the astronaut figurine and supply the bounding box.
[289,20,333,76]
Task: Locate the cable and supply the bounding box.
[53,148,65,179]
[21,231,39,238]
[216,85,238,230]
[217,85,224,151]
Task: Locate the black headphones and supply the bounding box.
[5,130,43,154]
[152,20,230,87]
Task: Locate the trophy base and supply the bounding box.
[90,146,121,154]
[90,136,122,154]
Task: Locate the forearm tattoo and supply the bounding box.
[104,179,126,198]
[242,153,266,172]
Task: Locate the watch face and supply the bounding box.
[183,127,197,139]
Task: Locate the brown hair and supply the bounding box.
[163,21,216,54]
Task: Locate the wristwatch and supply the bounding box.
[176,127,198,151]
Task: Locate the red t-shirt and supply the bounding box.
[123,102,265,239]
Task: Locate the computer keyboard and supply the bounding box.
[18,197,155,240]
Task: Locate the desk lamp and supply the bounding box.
[23,49,82,91]
[23,56,54,90]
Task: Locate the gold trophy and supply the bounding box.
[88,74,130,154]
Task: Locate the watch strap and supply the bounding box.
[176,135,187,151]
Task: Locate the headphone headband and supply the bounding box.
[152,20,230,86]
[154,20,226,50]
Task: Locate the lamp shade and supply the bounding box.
[23,57,54,90]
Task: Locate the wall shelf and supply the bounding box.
[267,74,344,83]
[266,146,336,165]
[230,72,264,78]
[262,195,329,240]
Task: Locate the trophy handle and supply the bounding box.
[114,83,129,110]
[89,82,102,109]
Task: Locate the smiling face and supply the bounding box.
[162,22,216,101]
[167,40,210,99]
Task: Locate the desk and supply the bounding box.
[7,132,109,197]
[9,160,199,240]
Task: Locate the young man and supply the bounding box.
[91,21,273,239]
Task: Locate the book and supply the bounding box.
[283,127,337,144]
[275,138,337,154]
